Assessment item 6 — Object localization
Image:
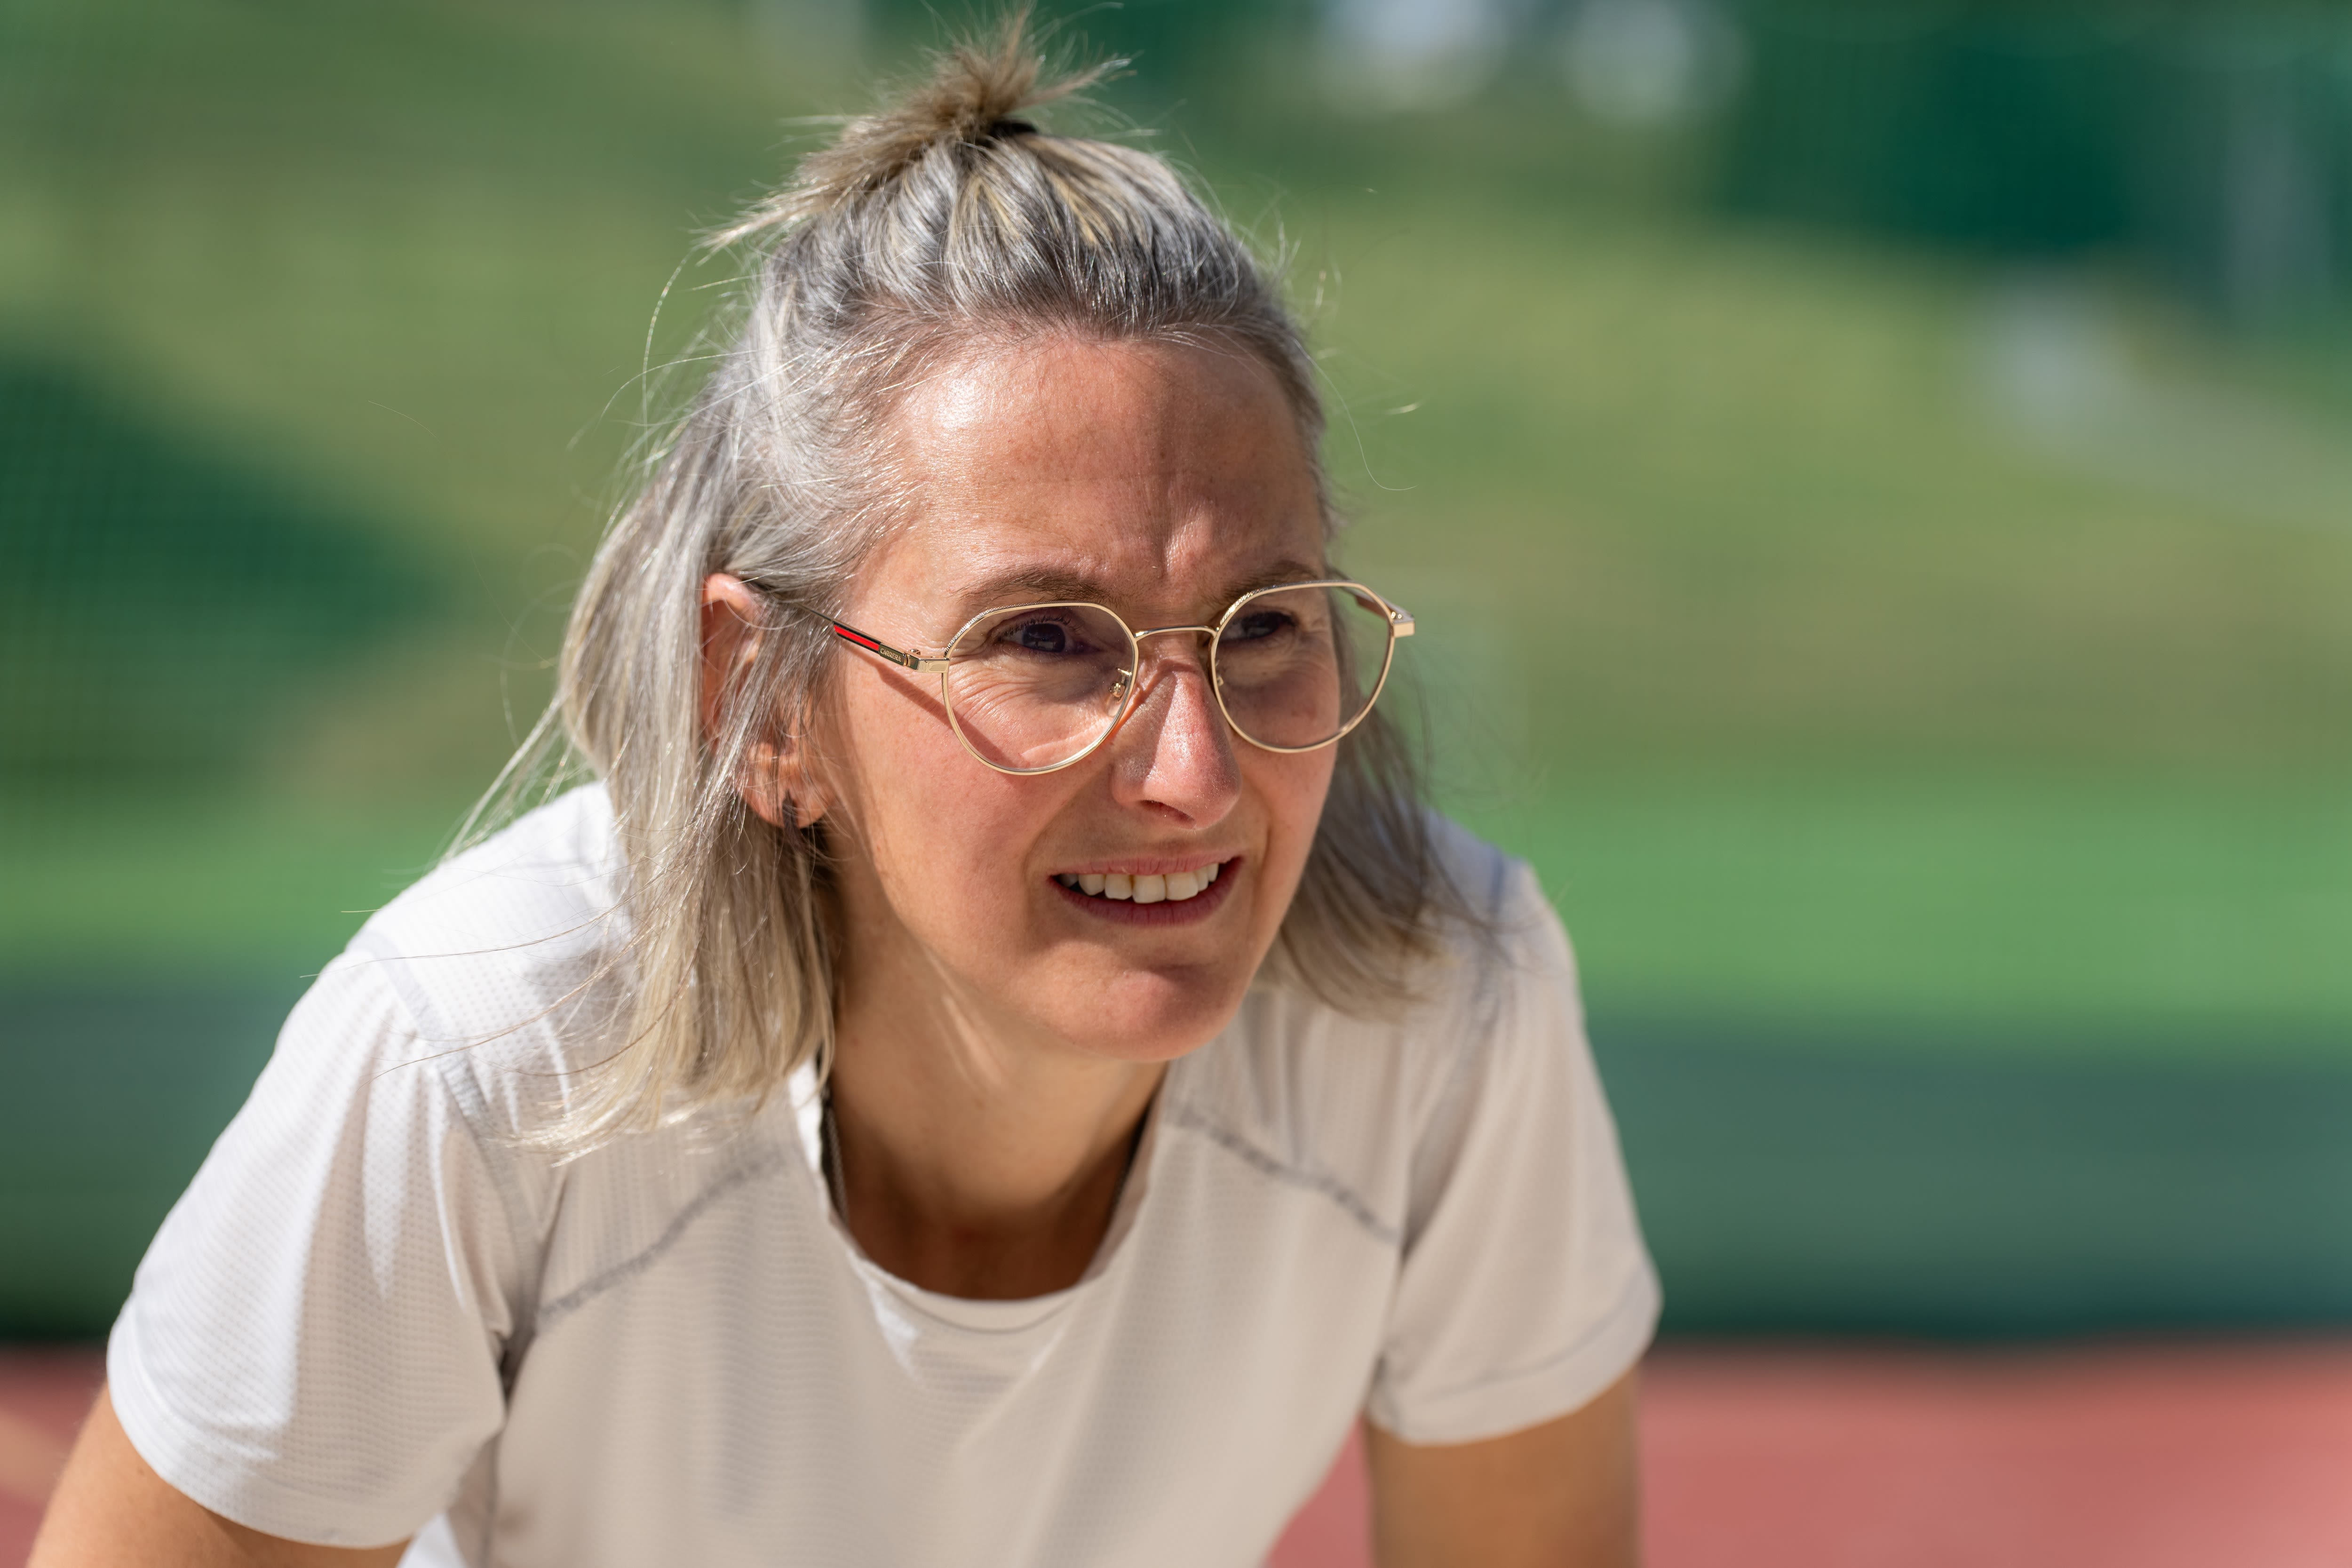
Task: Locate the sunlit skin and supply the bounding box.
[828,336,1334,1071]
[713,334,1336,1301]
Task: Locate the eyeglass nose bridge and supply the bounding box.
[1106,622,1219,708]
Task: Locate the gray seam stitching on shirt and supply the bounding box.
[1161,1102,1401,1247]
[536,1150,789,1331]
[349,928,549,1366]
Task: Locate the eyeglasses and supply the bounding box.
[826,580,1414,776]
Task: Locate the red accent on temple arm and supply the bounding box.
[830,621,896,661]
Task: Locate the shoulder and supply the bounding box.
[295,784,633,1140]
[360,783,625,974]
[1315,811,1576,1082]
[1423,812,1540,931]
[1422,810,1573,1001]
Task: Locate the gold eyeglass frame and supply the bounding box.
[826,579,1415,777]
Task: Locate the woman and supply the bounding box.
[37,21,1656,1568]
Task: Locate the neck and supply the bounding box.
[826,952,1165,1301]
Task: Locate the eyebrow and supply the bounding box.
[947,558,1331,621]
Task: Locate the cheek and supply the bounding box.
[1251,749,1339,886]
[834,675,1062,908]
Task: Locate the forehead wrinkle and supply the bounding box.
[906,337,1301,497]
[883,334,1325,628]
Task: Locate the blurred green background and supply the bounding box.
[5,0,2352,1336]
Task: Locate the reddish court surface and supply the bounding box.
[1632,1342,2352,1568]
[0,1349,99,1566]
[10,1342,2352,1566]
[1265,1342,2352,1568]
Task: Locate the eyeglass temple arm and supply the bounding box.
[830,621,952,674]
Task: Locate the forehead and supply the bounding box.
[876,334,1325,618]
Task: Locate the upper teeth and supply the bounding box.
[1058,861,1225,903]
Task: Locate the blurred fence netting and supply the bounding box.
[0,360,432,782]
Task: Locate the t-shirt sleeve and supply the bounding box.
[1366,863,1661,1446]
[107,949,528,1548]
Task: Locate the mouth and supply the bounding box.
[1049,857,1239,924]
[1053,859,1231,905]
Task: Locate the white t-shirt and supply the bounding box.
[109,786,1657,1567]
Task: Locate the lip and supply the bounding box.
[1049,858,1240,926]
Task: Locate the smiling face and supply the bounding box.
[810,334,1336,1065]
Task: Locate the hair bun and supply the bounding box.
[722,10,1114,242]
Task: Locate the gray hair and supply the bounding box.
[483,17,1465,1148]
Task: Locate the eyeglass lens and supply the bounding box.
[941,585,1396,771]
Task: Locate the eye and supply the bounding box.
[998,613,1097,655]
[1016,621,1069,653]
[1222,608,1296,645]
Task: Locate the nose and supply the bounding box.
[1107,634,1241,826]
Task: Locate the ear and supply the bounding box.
[701,573,832,830]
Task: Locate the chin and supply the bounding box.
[1056,964,1254,1063]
